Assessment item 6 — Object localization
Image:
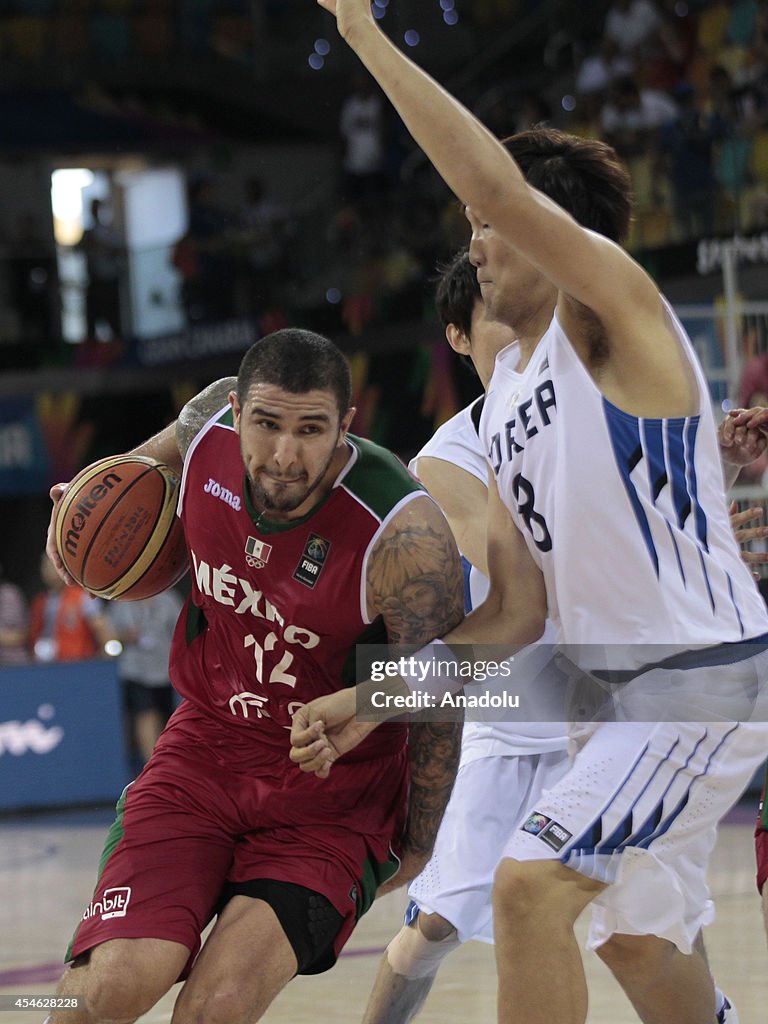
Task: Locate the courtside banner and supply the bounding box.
[0,397,49,495]
[0,659,127,810]
[353,642,768,723]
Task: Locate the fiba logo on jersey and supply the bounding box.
[306,535,329,562]
[293,533,331,588]
[245,536,272,568]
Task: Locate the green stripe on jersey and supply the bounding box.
[356,849,400,920]
[216,406,235,427]
[65,785,130,961]
[344,435,423,520]
[760,760,768,831]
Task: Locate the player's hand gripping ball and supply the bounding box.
[54,455,188,600]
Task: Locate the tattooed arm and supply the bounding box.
[365,494,465,641]
[129,376,238,473]
[366,494,465,891]
[379,716,463,895]
[174,377,237,462]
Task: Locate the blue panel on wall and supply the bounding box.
[0,660,128,811]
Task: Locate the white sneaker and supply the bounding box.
[718,995,740,1024]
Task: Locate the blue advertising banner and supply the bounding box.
[0,660,128,811]
[132,316,259,367]
[0,397,49,495]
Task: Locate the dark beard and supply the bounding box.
[247,473,313,515]
[246,438,341,518]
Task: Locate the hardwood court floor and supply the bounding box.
[1,809,766,1023]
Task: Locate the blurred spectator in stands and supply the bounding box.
[327,202,365,258]
[172,175,236,323]
[726,0,759,49]
[707,63,765,219]
[78,198,123,343]
[0,564,29,667]
[108,589,183,771]
[751,1,768,67]
[479,87,552,142]
[603,0,662,60]
[239,176,294,314]
[708,63,764,135]
[28,553,115,663]
[644,0,698,91]
[339,71,390,213]
[514,92,553,132]
[9,212,57,348]
[658,80,726,238]
[601,75,678,157]
[737,351,768,484]
[576,38,635,102]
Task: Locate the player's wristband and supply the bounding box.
[400,638,459,699]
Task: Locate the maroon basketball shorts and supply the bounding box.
[755,760,768,893]
[67,723,408,974]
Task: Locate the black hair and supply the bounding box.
[434,247,480,335]
[433,248,481,375]
[502,125,633,243]
[237,328,352,420]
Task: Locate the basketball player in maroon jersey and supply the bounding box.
[43,328,464,1024]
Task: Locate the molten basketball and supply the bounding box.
[54,455,188,601]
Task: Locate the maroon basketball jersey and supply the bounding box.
[168,406,423,760]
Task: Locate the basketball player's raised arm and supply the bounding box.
[317,0,688,411]
[318,2,656,319]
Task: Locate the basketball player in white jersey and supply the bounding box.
[363,251,760,1024]
[292,6,768,1024]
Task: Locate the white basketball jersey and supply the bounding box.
[480,305,768,663]
[411,394,566,756]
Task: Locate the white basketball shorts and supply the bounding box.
[502,720,768,952]
[408,748,570,943]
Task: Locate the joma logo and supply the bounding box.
[203,477,242,511]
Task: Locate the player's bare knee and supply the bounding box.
[493,858,603,925]
[71,943,181,1023]
[173,985,256,1024]
[493,859,546,922]
[48,958,95,1024]
[597,933,678,976]
[82,971,157,1023]
[416,911,456,943]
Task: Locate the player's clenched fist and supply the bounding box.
[719,406,768,466]
[316,0,376,42]
[290,689,376,777]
